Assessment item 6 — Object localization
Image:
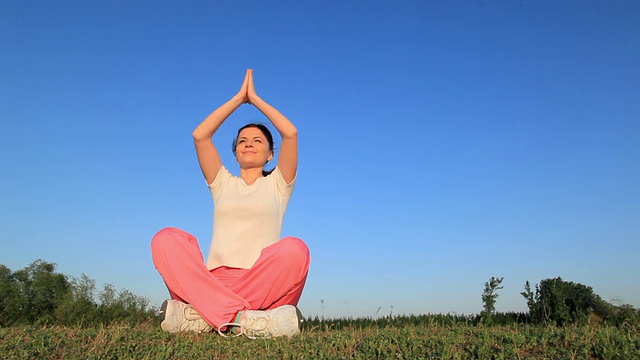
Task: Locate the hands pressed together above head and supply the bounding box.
[234,69,261,105]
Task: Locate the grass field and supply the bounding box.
[1,316,639,359]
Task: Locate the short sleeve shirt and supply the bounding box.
[205,166,295,270]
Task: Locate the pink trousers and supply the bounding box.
[151,227,310,329]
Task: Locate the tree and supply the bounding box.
[522,277,611,326]
[481,276,504,325]
[521,280,535,312]
[13,260,70,324]
[55,274,100,325]
[0,264,22,326]
[97,283,155,325]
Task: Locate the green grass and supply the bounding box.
[1,317,639,359]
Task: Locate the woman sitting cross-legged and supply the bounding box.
[151,69,310,338]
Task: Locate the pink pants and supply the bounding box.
[151,227,310,329]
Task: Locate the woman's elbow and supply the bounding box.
[192,129,207,141]
[282,127,298,140]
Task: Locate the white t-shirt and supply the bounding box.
[205,166,295,270]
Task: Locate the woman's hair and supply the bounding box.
[232,123,275,176]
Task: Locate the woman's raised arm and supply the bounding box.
[247,70,298,184]
[193,70,250,184]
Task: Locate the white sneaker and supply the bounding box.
[159,299,212,333]
[218,305,303,339]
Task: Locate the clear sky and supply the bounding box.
[2,1,638,319]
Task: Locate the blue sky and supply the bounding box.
[2,0,638,318]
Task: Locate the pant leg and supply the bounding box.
[228,236,311,310]
[151,227,250,328]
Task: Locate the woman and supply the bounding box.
[151,69,310,338]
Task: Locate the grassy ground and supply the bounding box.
[1,317,639,359]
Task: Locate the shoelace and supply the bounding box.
[183,306,203,321]
[181,306,212,332]
[218,317,271,339]
[217,322,244,337]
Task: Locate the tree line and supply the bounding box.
[481,276,639,327]
[2,259,638,328]
[0,259,157,327]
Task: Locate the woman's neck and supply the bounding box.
[240,167,264,185]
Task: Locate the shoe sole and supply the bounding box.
[160,300,169,321]
[160,300,180,333]
[295,306,304,330]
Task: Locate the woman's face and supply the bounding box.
[235,127,273,168]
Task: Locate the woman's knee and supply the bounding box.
[279,236,310,263]
[151,227,182,251]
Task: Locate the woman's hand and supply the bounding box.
[247,69,261,105]
[233,69,251,103]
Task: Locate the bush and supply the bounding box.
[0,260,157,327]
[522,277,639,327]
